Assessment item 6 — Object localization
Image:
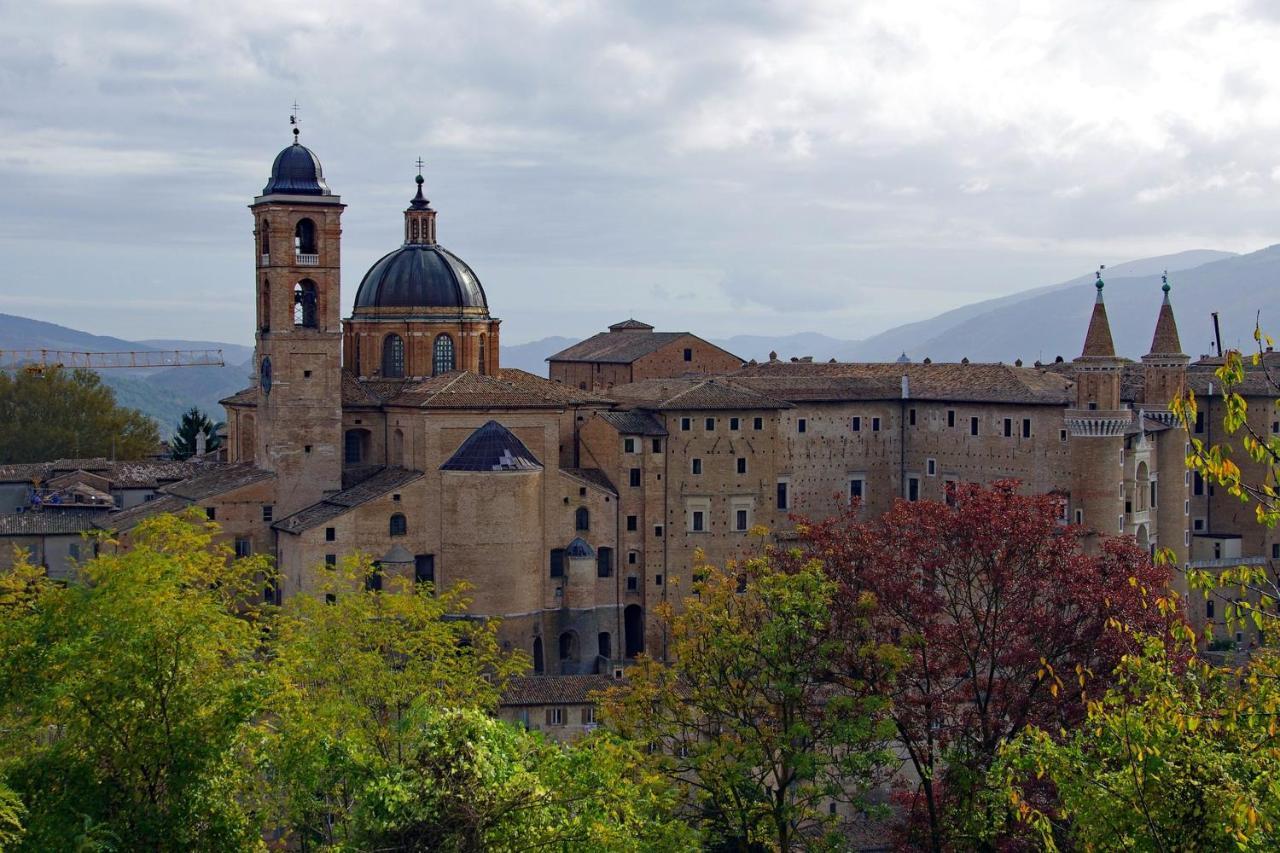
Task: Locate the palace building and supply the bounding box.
[6,130,1274,694]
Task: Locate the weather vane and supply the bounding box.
[1095,264,1105,290]
[290,101,300,141]
[415,157,425,177]
[1162,270,1170,293]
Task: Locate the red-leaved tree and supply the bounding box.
[792,480,1174,852]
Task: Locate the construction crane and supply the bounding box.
[0,349,225,373]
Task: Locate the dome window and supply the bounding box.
[293,281,318,328]
[433,334,455,376]
[382,334,405,379]
[294,218,318,261]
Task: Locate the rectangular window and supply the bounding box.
[262,505,273,522]
[629,468,641,487]
[205,506,216,521]
[628,551,638,565]
[872,417,881,432]
[654,524,664,538]
[730,417,740,430]
[325,554,336,567]
[1060,429,1068,442]
[415,554,435,585]
[909,408,917,426]
[325,527,336,542]
[753,417,763,430]
[927,458,937,477]
[943,477,958,506]
[680,417,691,431]
[550,549,566,578]
[234,538,251,558]
[624,437,636,453]
[651,438,662,452]
[777,480,789,510]
[691,511,705,532]
[325,593,336,605]
[691,458,702,475]
[597,546,613,578]
[947,410,956,428]
[1272,543,1279,559]
[970,417,979,436]
[1193,472,1204,496]
[1195,411,1205,434]
[1003,418,1013,437]
[627,575,639,591]
[798,419,807,433]
[1150,480,1158,508]
[546,707,565,726]
[907,476,920,502]
[736,458,747,474]
[1022,418,1032,438]
[851,416,861,432]
[1207,599,1215,619]
[683,347,693,362]
[705,417,715,431]
[582,706,596,725]
[1075,509,1084,525]
[849,477,865,502]
[735,509,749,531]
[655,574,664,586]
[626,514,637,531]
[1193,518,1205,531]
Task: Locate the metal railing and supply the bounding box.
[295,252,319,266]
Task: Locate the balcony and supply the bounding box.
[295,252,319,266]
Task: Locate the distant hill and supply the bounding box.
[500,336,576,376]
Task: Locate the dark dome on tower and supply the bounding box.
[261,141,333,196]
[353,244,488,311]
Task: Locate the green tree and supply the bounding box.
[0,510,274,851]
[170,405,222,460]
[602,549,896,851]
[0,780,23,850]
[0,367,160,463]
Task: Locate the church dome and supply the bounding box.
[261,141,332,196]
[354,244,488,311]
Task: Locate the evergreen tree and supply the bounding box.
[0,367,159,463]
[169,406,222,460]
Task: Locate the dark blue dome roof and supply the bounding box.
[354,244,488,311]
[262,142,332,196]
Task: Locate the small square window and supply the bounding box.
[304,444,312,454]
[655,574,664,585]
[736,457,747,474]
[705,417,715,431]
[680,417,691,431]
[205,506,216,521]
[627,576,639,591]
[683,348,693,361]
[798,418,807,433]
[628,551,638,564]
[627,515,638,531]
[654,524,664,537]
[730,417,740,430]
[325,593,336,605]
[325,554,336,567]
[262,505,274,522]
[753,417,763,430]
[303,369,312,378]
[392,493,401,502]
[624,437,636,453]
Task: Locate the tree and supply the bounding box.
[0,510,274,851]
[170,405,222,460]
[0,781,23,849]
[0,367,160,463]
[793,481,1172,851]
[602,549,897,851]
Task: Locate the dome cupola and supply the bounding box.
[261,125,333,196]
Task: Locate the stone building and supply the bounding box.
[75,131,1275,676]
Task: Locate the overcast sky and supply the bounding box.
[2,0,1280,346]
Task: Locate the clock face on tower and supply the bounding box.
[260,357,273,394]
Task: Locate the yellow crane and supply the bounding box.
[0,349,225,373]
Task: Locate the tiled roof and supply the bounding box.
[220,386,257,407]
[501,674,619,706]
[561,468,616,494]
[495,368,614,405]
[97,494,192,531]
[164,465,274,501]
[608,377,792,411]
[549,329,742,366]
[440,421,542,472]
[1186,356,1280,396]
[383,371,566,410]
[0,463,51,483]
[1081,296,1117,358]
[1148,294,1185,356]
[608,318,654,331]
[597,410,668,436]
[274,467,424,534]
[0,459,200,489]
[732,361,1074,405]
[0,508,107,536]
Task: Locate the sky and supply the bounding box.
[3,0,1280,346]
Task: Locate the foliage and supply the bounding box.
[603,551,896,851]
[0,511,274,851]
[792,481,1172,852]
[0,367,160,463]
[0,780,23,850]
[169,405,222,460]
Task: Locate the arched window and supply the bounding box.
[390,428,405,467]
[433,334,455,376]
[382,334,405,378]
[575,507,589,531]
[260,277,271,332]
[558,631,578,661]
[260,220,270,258]
[294,280,317,328]
[533,637,544,674]
[294,218,317,255]
[624,605,644,658]
[389,513,407,537]
[478,333,487,376]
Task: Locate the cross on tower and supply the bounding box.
[290,102,301,140]
[415,157,426,177]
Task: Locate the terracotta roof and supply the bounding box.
[548,329,742,366]
[97,494,192,531]
[382,371,565,410]
[608,318,654,331]
[501,674,619,705]
[274,467,424,534]
[0,463,50,483]
[0,459,200,489]
[1147,293,1185,357]
[0,508,108,536]
[220,386,257,407]
[163,465,274,501]
[561,468,616,494]
[495,368,614,405]
[733,361,1074,405]
[1186,355,1280,396]
[1080,291,1117,359]
[598,410,668,436]
[608,377,792,411]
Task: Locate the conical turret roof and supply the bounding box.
[1080,273,1116,359]
[1147,274,1185,357]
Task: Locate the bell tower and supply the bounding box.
[250,121,345,516]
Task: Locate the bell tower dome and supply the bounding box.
[248,119,345,516]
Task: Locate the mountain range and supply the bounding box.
[3,244,1276,432]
